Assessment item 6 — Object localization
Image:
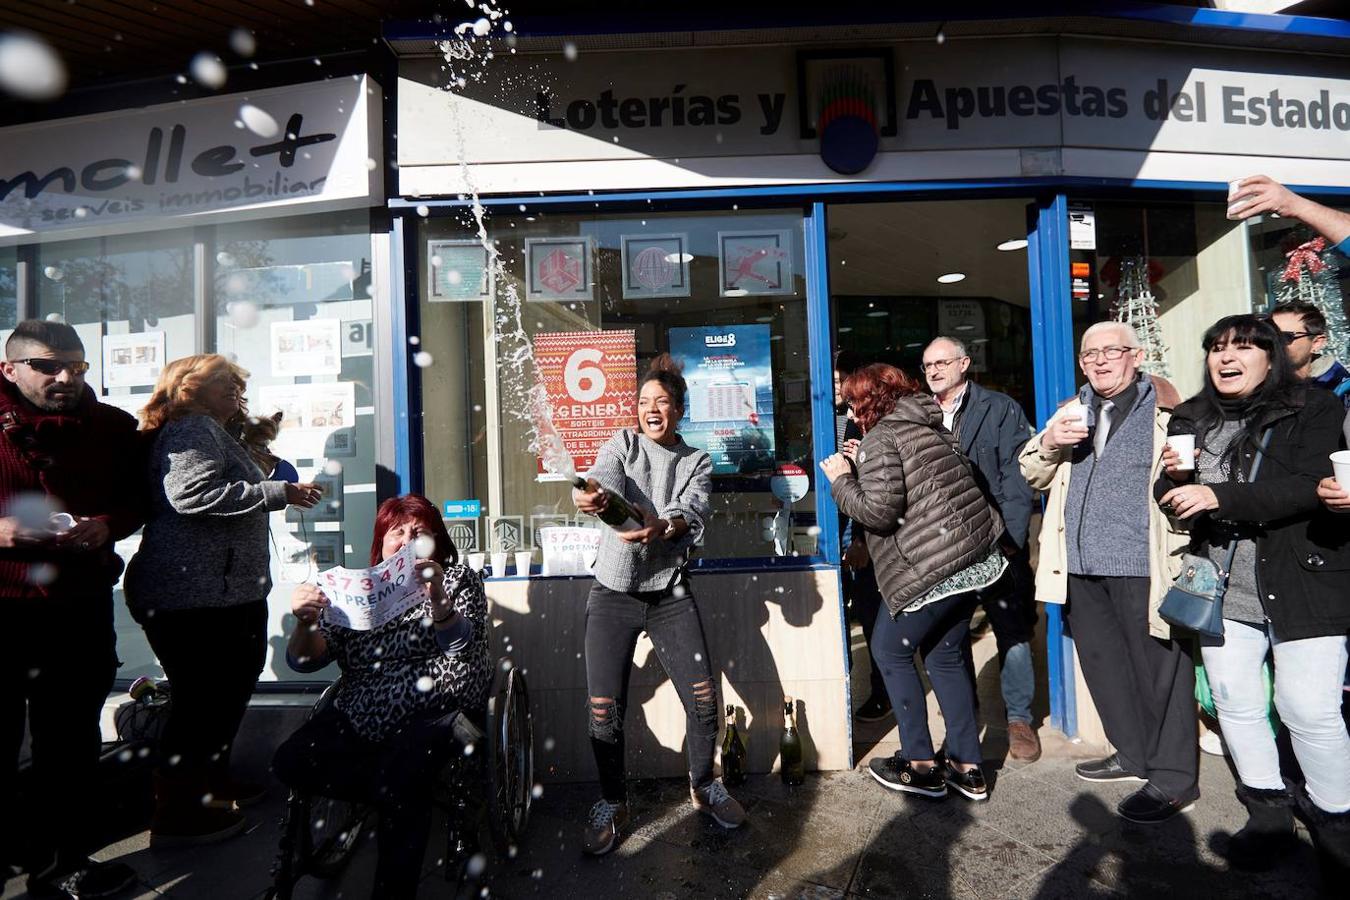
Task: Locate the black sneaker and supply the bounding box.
[867,756,947,799]
[1117,783,1196,824]
[1074,753,1146,783]
[940,756,989,802]
[27,858,137,899]
[854,694,893,723]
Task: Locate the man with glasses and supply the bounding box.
[1019,322,1195,823]
[921,337,1040,760]
[0,320,147,898]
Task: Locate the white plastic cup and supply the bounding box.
[1331,451,1350,490]
[1168,434,1196,471]
[1057,401,1094,428]
[466,552,486,573]
[514,550,533,577]
[490,552,508,578]
[1226,179,1251,220]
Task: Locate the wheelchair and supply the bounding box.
[265,657,533,899]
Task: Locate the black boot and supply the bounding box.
[1296,789,1350,896]
[1224,784,1297,871]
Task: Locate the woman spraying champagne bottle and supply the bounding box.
[571,353,745,856]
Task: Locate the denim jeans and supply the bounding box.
[871,591,982,765]
[1201,619,1350,813]
[584,581,718,802]
[979,547,1038,724]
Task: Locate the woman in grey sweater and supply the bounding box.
[571,353,744,856]
[126,354,319,846]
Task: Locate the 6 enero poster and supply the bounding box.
[669,325,776,476]
[533,330,637,478]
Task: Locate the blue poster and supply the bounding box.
[669,325,776,476]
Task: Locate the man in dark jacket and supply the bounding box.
[923,336,1040,760]
[0,320,146,899]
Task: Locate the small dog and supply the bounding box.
[240,410,284,478]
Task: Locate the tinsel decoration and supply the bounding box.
[1110,255,1170,378]
[1276,236,1349,363]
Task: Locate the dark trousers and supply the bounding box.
[967,546,1039,724]
[272,705,460,900]
[844,564,887,702]
[584,581,718,803]
[871,591,983,765]
[1,594,117,869]
[1066,574,1199,800]
[141,600,266,781]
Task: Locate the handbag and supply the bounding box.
[1158,427,1272,637]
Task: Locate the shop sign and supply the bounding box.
[1069,204,1097,250]
[770,464,810,504]
[442,499,481,518]
[1,75,382,245]
[399,37,1350,193]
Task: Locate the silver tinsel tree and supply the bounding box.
[1275,236,1349,363]
[1111,255,1170,378]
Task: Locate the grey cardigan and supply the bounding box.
[126,414,289,613]
[587,428,712,593]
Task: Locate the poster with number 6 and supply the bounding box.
[315,542,423,631]
[532,330,636,480]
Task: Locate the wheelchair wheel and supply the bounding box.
[485,658,533,850]
[308,795,370,877]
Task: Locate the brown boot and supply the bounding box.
[1007,721,1042,762]
[150,772,246,848]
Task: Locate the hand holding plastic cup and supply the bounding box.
[1331,451,1350,490]
[1167,434,1196,471]
[1057,401,1094,428]
[1226,179,1252,220]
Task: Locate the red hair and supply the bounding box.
[841,363,923,433]
[370,494,457,566]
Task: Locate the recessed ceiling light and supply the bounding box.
[904,342,924,349]
[996,239,1028,251]
[937,273,966,284]
[866,310,888,318]
[838,326,853,333]
[953,323,975,332]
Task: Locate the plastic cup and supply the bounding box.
[1168,434,1196,471]
[490,552,508,578]
[1057,401,1094,428]
[514,550,533,577]
[1226,179,1251,220]
[466,552,485,572]
[1331,451,1350,489]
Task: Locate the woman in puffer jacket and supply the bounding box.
[820,363,1005,802]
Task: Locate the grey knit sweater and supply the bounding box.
[1196,419,1264,625]
[585,429,712,593]
[125,414,289,613]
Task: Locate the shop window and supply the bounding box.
[1068,199,1252,402]
[418,208,816,565]
[212,212,376,682]
[0,247,17,329]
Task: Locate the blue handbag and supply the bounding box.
[1158,428,1271,638]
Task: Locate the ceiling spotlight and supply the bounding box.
[953,323,975,332]
[937,272,966,284]
[866,310,888,318]
[996,239,1028,251]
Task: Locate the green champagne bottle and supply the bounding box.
[720,704,746,787]
[779,696,805,786]
[571,476,643,531]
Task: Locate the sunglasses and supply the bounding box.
[11,358,91,376]
[1278,331,1316,345]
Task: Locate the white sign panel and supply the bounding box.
[271,319,342,377]
[101,331,164,389]
[1,75,382,245]
[539,526,601,577]
[316,541,422,631]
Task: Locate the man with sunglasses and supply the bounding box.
[0,320,147,899]
[1019,322,1195,823]
[1268,302,1350,405]
[921,336,1040,761]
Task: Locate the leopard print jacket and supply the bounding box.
[320,564,491,742]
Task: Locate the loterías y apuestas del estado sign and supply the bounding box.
[0,75,382,245]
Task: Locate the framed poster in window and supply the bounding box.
[718,230,793,296]
[525,237,593,302]
[620,233,690,299]
[428,240,492,303]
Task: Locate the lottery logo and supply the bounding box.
[538,249,582,294]
[631,246,674,291]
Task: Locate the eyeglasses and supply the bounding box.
[921,357,965,373]
[10,358,90,376]
[1078,345,1137,363]
[1278,330,1316,345]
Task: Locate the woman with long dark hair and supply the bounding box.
[273,493,490,900]
[819,363,1005,802]
[1159,314,1350,881]
[571,353,743,856]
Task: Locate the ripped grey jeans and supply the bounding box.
[584,580,718,803]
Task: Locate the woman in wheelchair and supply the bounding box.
[272,494,490,899]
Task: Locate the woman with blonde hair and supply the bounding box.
[126,354,320,846]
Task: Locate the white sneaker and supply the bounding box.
[1199,730,1228,757]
